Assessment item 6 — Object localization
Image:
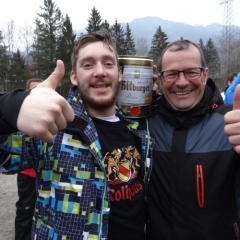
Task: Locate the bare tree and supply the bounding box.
[18,24,34,65]
[2,20,19,57]
[135,37,149,56]
[234,28,240,71]
[216,28,240,88]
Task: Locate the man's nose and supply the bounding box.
[175,72,189,85]
[94,63,106,76]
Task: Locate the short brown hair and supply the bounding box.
[26,78,43,90]
[71,29,119,72]
[227,72,237,84]
[158,39,206,71]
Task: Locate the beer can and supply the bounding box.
[116,56,153,118]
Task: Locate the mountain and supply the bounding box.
[75,16,239,46]
[124,16,224,45]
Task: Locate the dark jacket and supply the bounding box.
[147,79,240,240]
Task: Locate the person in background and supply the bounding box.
[224,73,240,219]
[224,72,240,104]
[221,72,237,101]
[0,29,153,240]
[15,78,42,240]
[147,39,240,240]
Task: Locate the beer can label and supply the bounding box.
[117,65,153,105]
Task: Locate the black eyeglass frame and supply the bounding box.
[160,67,205,82]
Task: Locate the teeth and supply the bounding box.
[94,85,106,88]
[176,91,190,95]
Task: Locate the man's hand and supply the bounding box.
[17,60,74,142]
[152,65,159,95]
[224,84,240,153]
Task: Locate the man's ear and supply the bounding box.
[70,71,78,86]
[158,73,163,86]
[203,67,209,84]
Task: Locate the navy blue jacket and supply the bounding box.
[147,79,240,240]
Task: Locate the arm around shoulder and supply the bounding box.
[0,89,29,134]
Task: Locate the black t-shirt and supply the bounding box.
[91,117,146,240]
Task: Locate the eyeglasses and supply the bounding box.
[161,67,205,82]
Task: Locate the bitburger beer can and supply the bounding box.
[116,56,153,118]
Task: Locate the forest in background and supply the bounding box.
[0,0,240,96]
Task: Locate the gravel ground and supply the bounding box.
[0,173,18,240]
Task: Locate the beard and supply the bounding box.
[79,81,120,110]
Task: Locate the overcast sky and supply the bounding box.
[0,0,240,30]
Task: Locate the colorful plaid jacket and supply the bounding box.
[0,86,154,240]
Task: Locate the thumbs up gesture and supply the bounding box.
[17,60,74,142]
[224,84,240,153]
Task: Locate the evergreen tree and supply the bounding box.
[86,7,102,33]
[204,38,220,78]
[198,38,206,58]
[8,49,28,88]
[0,31,7,57]
[110,19,125,55]
[56,14,76,73]
[31,0,63,78]
[124,23,136,55]
[101,19,111,32]
[56,14,77,97]
[149,26,169,66]
[0,30,9,91]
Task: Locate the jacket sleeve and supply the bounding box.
[224,73,240,104]
[0,133,37,173]
[0,89,29,134]
[0,147,14,167]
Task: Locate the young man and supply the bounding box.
[0,30,153,240]
[147,39,240,239]
[15,78,42,240]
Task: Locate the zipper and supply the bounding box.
[196,164,204,208]
[97,152,107,239]
[145,119,150,187]
[89,143,106,239]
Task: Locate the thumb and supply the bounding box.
[233,84,240,110]
[39,60,65,90]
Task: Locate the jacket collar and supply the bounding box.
[157,78,223,128]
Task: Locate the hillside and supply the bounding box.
[75,16,237,46]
